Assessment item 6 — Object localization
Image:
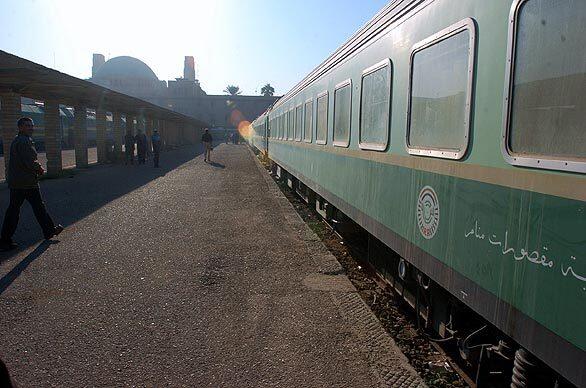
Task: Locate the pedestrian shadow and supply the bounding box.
[208,161,225,169]
[0,241,56,296]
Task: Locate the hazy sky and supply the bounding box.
[0,0,389,96]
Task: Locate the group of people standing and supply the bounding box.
[124,129,162,167]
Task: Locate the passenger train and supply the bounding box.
[250,0,585,386]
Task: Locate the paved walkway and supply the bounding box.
[0,144,424,387]
[0,147,98,181]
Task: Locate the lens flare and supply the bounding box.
[238,120,252,139]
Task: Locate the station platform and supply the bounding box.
[0,144,425,387]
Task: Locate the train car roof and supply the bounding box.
[272,0,417,109]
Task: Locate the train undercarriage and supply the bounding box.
[269,160,573,388]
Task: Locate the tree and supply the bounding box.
[260,83,275,96]
[223,85,241,95]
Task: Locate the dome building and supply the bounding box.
[89,53,278,130]
[90,55,168,106]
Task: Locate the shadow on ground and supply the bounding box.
[0,241,57,295]
[0,146,202,262]
[207,161,225,169]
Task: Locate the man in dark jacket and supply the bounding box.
[151,129,162,168]
[0,117,63,250]
[124,129,135,165]
[201,128,213,162]
[135,130,148,165]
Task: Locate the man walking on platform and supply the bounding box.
[135,130,147,165]
[124,129,135,165]
[202,128,213,163]
[0,117,63,250]
[151,129,162,168]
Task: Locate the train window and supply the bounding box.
[304,99,313,143]
[333,79,352,147]
[287,109,294,140]
[295,105,303,141]
[286,110,291,140]
[280,113,284,140]
[407,18,475,160]
[316,92,328,144]
[281,113,285,140]
[283,111,288,140]
[503,0,586,173]
[359,59,392,151]
[281,114,285,140]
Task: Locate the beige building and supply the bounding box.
[90,54,278,129]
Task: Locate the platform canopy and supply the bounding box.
[0,50,208,126]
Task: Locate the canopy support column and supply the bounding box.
[96,108,107,163]
[74,104,88,168]
[44,99,63,176]
[1,92,21,175]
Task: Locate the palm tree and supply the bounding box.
[223,85,241,95]
[260,83,275,96]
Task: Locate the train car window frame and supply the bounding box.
[316,91,329,145]
[283,110,288,140]
[304,98,313,143]
[359,58,392,151]
[295,104,303,142]
[281,113,286,140]
[288,108,295,141]
[406,18,476,160]
[273,116,277,139]
[501,0,586,174]
[282,111,286,140]
[333,79,352,148]
[281,109,288,141]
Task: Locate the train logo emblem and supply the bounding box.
[417,186,439,239]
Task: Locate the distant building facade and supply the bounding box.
[89,54,278,129]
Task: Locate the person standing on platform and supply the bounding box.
[151,129,162,168]
[135,130,147,165]
[0,117,64,250]
[202,128,213,163]
[124,129,135,165]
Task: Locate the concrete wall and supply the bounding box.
[168,95,278,129]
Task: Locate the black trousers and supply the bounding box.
[1,188,56,240]
[153,151,160,167]
[137,147,146,164]
[125,148,134,164]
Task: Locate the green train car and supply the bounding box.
[251,0,585,386]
